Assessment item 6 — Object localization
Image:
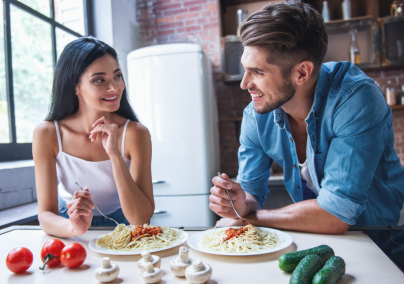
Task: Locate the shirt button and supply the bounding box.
[293,165,297,168]
[290,138,293,142]
[296,185,300,188]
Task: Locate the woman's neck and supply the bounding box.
[72,107,114,133]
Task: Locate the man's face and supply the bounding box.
[240,46,296,114]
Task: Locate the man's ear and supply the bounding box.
[295,61,314,86]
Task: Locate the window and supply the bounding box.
[0,0,92,161]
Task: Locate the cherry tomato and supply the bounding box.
[6,247,33,274]
[39,239,65,270]
[60,243,87,268]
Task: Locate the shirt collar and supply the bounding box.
[307,66,329,122]
[273,106,286,129]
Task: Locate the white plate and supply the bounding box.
[187,227,293,256]
[88,229,189,255]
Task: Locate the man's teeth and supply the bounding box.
[103,96,117,101]
[251,93,263,98]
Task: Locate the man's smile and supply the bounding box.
[249,90,265,102]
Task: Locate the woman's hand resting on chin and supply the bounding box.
[89,116,120,157]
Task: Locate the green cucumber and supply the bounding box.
[279,245,335,272]
[312,256,346,284]
[290,254,324,284]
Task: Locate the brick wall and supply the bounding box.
[137,0,404,177]
[365,68,404,166]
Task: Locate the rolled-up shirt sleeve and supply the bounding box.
[317,82,391,225]
[237,106,272,207]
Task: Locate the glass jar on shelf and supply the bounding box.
[396,85,404,105]
[348,29,360,64]
[322,1,330,22]
[386,80,397,106]
[391,1,404,16]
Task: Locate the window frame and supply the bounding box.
[1,0,93,162]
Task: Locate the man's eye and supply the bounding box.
[255,71,263,76]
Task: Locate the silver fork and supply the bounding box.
[74,181,119,226]
[217,172,250,225]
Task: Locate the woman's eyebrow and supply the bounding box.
[89,72,106,78]
[89,68,121,78]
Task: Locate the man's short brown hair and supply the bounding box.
[240,1,328,77]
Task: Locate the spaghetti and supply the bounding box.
[96,224,183,251]
[198,225,283,253]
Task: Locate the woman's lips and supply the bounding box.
[101,95,119,103]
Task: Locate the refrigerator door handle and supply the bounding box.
[153,210,167,214]
[152,180,166,184]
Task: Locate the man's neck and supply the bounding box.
[282,75,318,124]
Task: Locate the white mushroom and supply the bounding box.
[185,259,212,284]
[142,262,163,283]
[94,257,120,283]
[170,246,193,277]
[137,250,161,273]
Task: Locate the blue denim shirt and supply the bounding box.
[237,61,404,226]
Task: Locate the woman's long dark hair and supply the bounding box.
[45,37,138,122]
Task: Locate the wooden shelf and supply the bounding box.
[325,16,374,25]
[361,62,404,72]
[391,105,404,111]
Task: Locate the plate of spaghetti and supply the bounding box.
[89,224,189,255]
[187,225,292,256]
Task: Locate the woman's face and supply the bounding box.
[75,54,124,112]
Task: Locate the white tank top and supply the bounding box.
[298,160,318,195]
[55,120,131,216]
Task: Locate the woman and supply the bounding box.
[33,37,154,237]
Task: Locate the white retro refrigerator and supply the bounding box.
[127,44,220,227]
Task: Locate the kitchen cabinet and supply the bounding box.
[380,16,404,66]
[324,16,380,69]
[220,35,243,82]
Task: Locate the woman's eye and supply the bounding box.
[115,74,122,79]
[94,78,104,83]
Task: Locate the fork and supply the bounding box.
[74,181,119,226]
[217,172,250,225]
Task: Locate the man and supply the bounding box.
[209,1,404,234]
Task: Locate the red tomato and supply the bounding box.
[60,243,87,268]
[6,247,33,274]
[39,239,65,270]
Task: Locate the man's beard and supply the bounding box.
[253,76,296,114]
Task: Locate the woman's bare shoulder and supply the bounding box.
[126,121,150,141]
[124,121,151,155]
[33,121,58,152]
[34,121,56,137]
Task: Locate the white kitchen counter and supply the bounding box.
[1,226,403,283]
